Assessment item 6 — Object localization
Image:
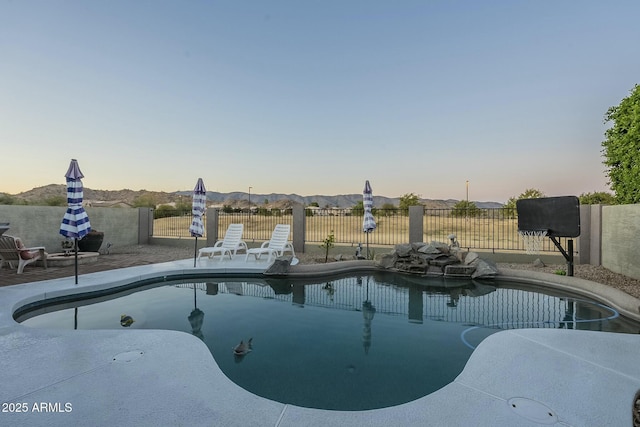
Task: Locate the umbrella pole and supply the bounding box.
[194,237,198,267]
[366,233,369,259]
[74,238,78,285]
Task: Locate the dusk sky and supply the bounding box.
[2,1,639,203]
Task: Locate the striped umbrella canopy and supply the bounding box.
[60,159,91,239]
[60,159,91,284]
[188,178,206,266]
[362,180,376,233]
[362,180,376,258]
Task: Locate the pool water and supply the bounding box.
[19,273,637,411]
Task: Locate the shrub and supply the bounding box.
[320,230,335,263]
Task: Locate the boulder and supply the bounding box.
[532,258,545,268]
[425,265,444,276]
[395,244,413,257]
[471,259,499,279]
[417,244,441,254]
[376,253,398,269]
[444,264,477,278]
[411,242,427,251]
[429,241,450,254]
[264,256,293,275]
[464,251,480,265]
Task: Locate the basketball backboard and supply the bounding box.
[516,196,580,238]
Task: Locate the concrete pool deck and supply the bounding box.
[1,256,640,426]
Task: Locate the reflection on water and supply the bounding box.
[19,272,638,411]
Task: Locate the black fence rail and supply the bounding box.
[152,212,197,238]
[218,212,294,243]
[421,208,569,253]
[152,207,569,253]
[304,208,408,246]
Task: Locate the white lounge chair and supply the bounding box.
[245,224,295,263]
[197,224,247,262]
[0,235,48,274]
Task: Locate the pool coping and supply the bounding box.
[1,258,639,426]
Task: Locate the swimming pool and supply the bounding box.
[18,272,637,411]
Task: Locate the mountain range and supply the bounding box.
[6,184,504,209]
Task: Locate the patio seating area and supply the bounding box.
[0,234,47,274]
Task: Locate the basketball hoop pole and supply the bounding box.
[549,237,574,276]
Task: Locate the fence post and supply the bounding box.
[292,205,306,254]
[409,205,424,244]
[138,208,152,244]
[578,205,590,265]
[589,204,602,266]
[206,209,219,246]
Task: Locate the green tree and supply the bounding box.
[133,194,157,209]
[602,84,640,204]
[451,200,481,217]
[0,193,16,205]
[399,193,421,214]
[579,191,615,205]
[256,207,272,216]
[154,205,178,219]
[379,202,396,217]
[503,188,545,218]
[44,196,67,206]
[320,230,335,263]
[351,200,364,216]
[175,200,191,216]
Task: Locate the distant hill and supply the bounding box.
[8,185,178,206]
[7,185,503,209]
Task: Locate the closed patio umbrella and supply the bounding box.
[362,180,377,259]
[60,159,91,284]
[188,178,206,267]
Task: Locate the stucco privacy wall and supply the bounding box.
[602,204,640,280]
[0,205,140,252]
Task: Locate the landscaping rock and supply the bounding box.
[378,241,499,280]
[376,253,397,269]
[472,258,499,279]
[430,241,450,254]
[417,244,441,254]
[532,258,546,268]
[464,251,479,265]
[264,256,293,275]
[395,244,413,257]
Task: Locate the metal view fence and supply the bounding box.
[153,207,569,253]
